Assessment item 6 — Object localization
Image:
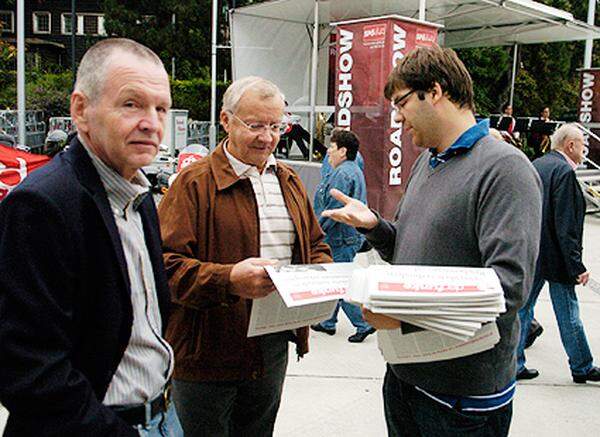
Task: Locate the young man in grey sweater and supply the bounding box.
[322,46,542,436]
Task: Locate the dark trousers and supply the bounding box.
[383,366,513,437]
[172,332,289,437]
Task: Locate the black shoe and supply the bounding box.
[572,366,600,384]
[311,324,335,336]
[348,327,376,343]
[524,324,544,349]
[517,367,539,380]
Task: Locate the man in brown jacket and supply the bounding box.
[158,76,331,437]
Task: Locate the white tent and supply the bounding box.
[227,0,600,153]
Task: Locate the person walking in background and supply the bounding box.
[311,129,375,343]
[516,123,600,383]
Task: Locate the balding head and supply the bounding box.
[75,38,164,102]
[550,123,586,165]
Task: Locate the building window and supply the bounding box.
[33,12,51,34]
[80,14,106,36]
[0,11,14,33]
[83,14,98,35]
[61,13,74,34]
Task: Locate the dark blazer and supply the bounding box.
[0,139,170,436]
[533,150,586,284]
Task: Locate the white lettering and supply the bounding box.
[389,25,407,186]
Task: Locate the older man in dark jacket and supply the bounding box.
[517,123,600,383]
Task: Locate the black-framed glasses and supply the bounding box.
[228,111,287,135]
[392,89,416,110]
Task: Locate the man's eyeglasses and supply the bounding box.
[392,90,416,110]
[228,112,287,135]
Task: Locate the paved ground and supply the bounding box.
[2,215,600,435]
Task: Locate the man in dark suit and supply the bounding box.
[0,39,182,436]
[517,123,600,383]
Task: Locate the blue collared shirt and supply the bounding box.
[429,119,490,168]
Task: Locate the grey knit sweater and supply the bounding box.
[365,135,543,395]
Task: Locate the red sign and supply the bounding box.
[0,145,50,201]
[578,69,600,164]
[334,17,439,219]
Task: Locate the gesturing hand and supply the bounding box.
[321,188,378,230]
[229,258,278,299]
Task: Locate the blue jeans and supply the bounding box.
[383,366,512,437]
[172,331,289,436]
[136,403,183,437]
[319,299,373,333]
[319,242,372,333]
[517,276,594,376]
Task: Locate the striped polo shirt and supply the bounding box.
[81,139,173,406]
[223,142,296,263]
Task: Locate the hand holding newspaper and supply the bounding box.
[348,265,505,341]
[248,258,504,364]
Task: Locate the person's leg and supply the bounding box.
[382,365,422,437]
[547,281,594,376]
[340,300,372,333]
[517,276,545,372]
[413,393,513,437]
[172,378,237,437]
[138,402,184,437]
[231,331,289,436]
[317,299,341,330]
[288,127,309,159]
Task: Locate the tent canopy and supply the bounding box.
[229,0,600,143]
[232,0,600,48]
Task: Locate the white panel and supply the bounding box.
[231,12,312,106]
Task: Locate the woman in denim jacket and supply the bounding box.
[311,129,375,343]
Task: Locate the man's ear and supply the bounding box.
[340,146,348,159]
[70,91,90,134]
[220,110,231,134]
[430,82,444,104]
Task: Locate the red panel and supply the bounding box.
[335,17,438,219]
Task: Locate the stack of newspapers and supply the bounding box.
[349,265,506,341]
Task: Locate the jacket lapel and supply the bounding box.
[65,139,131,294]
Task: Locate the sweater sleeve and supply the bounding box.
[476,154,543,316]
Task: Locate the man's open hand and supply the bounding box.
[321,189,378,230]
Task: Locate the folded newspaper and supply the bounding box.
[348,265,505,341]
[246,263,355,337]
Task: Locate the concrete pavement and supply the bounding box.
[2,216,600,435]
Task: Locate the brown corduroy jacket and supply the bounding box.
[158,142,332,382]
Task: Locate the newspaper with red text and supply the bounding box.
[247,263,354,337]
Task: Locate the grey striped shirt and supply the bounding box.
[224,143,295,263]
[81,140,173,406]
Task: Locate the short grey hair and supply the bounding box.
[221,76,285,113]
[74,38,164,102]
[550,123,582,151]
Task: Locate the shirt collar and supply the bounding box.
[79,135,150,214]
[223,139,277,177]
[557,150,578,170]
[429,119,489,169]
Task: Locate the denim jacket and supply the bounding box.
[314,159,367,262]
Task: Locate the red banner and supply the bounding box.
[0,145,50,201]
[577,69,600,164]
[334,17,439,219]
